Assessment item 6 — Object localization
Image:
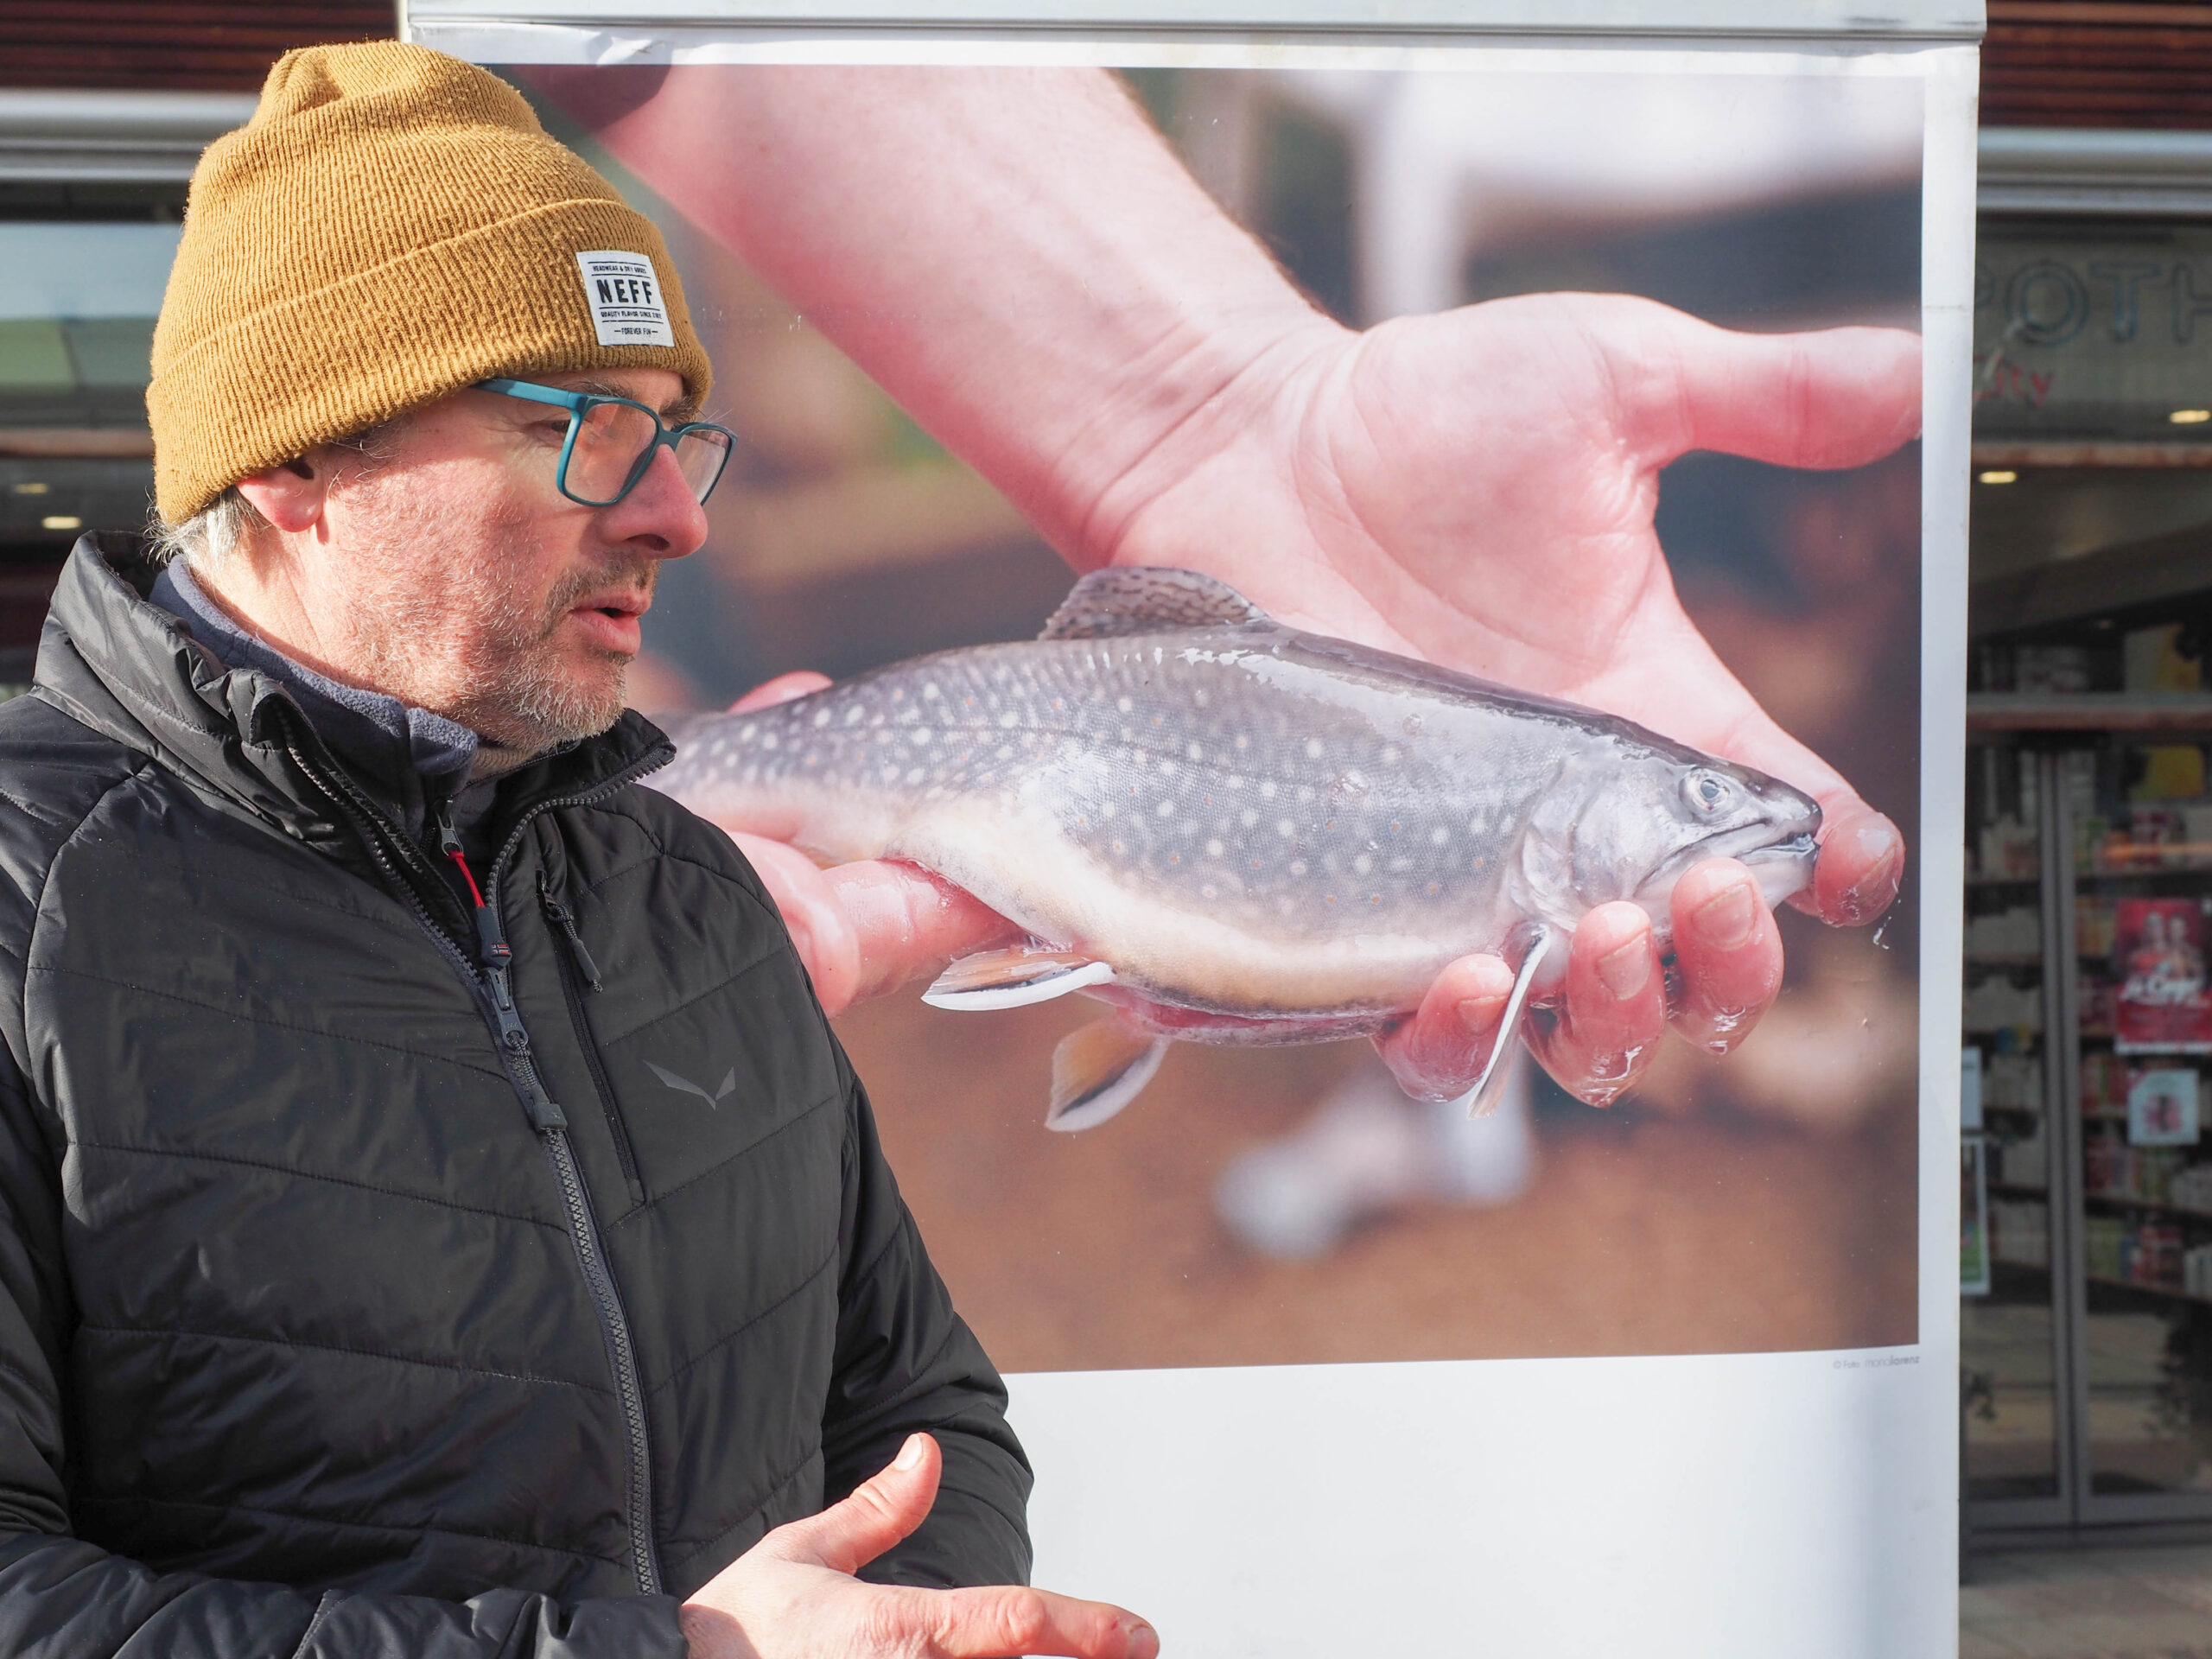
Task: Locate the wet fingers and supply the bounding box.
[1374,951,1519,1103]
[1669,858,1783,1055]
[1791,803,1904,926]
[1527,901,1666,1106]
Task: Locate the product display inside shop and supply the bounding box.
[1966,639,2212,1516]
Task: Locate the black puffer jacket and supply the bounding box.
[0,537,1029,1655]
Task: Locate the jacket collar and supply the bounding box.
[35,533,671,851]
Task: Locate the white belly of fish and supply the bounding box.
[739,773,1485,1017]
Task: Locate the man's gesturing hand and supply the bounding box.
[681,1433,1159,1659]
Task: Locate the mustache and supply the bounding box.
[539,556,660,628]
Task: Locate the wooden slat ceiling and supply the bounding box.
[0,3,397,92]
[1987,2,2212,128]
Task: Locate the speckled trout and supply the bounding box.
[648,569,1821,1129]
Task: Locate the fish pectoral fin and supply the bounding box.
[1463,925,1555,1119]
[1047,1021,1169,1132]
[920,944,1116,1011]
[1038,567,1271,640]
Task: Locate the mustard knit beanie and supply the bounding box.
[149,41,713,524]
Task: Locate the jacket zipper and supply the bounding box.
[432,802,664,1598]
[539,872,647,1208]
[285,730,671,1594]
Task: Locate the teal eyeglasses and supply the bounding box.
[476,378,736,508]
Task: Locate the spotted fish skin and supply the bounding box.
[648,569,1821,1027]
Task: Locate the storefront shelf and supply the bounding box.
[2079,865,2212,880]
[1969,693,2212,734]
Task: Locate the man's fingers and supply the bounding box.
[728,671,834,713]
[1669,859,1784,1055]
[1526,901,1666,1106]
[1373,951,1518,1102]
[1610,305,1922,472]
[763,1433,942,1574]
[912,1584,1160,1659]
[1790,802,1906,927]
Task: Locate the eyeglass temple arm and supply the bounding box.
[474,377,584,410]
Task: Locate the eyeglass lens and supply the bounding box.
[565,401,734,505]
[672,428,734,502]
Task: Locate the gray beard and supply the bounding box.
[333,531,656,757]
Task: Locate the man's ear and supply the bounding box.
[232,455,328,536]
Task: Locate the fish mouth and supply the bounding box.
[1734,831,1821,907]
[1638,823,1822,914]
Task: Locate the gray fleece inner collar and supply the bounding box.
[149,562,480,804]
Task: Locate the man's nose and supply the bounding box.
[600,443,710,558]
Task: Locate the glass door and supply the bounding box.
[1964,741,2075,1521]
[2063,741,2212,1516]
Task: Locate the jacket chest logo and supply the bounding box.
[644,1060,737,1108]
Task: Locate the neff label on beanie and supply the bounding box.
[575,251,675,348]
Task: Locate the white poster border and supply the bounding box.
[417,18,1976,1654]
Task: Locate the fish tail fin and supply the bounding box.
[1465,925,1555,1119]
[1047,1020,1170,1132]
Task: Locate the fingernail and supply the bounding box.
[1692,880,1756,950]
[893,1434,925,1471]
[1595,938,1649,1000]
[1127,1623,1160,1659]
[1455,993,1505,1033]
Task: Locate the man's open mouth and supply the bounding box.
[572,590,652,626]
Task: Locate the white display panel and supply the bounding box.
[416,13,1977,1654]
[1014,1348,1942,1658]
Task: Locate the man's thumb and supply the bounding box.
[766,1433,941,1574]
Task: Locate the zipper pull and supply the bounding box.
[436,806,510,987]
[499,1025,568,1131]
[435,810,564,1134]
[538,874,604,990]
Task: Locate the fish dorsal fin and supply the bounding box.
[921,944,1116,1011]
[1048,1020,1170,1131]
[1039,567,1271,641]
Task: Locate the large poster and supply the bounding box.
[411,7,1974,1655]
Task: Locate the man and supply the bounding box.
[0,42,1151,1659]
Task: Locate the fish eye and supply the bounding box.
[1684,769,1732,814]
